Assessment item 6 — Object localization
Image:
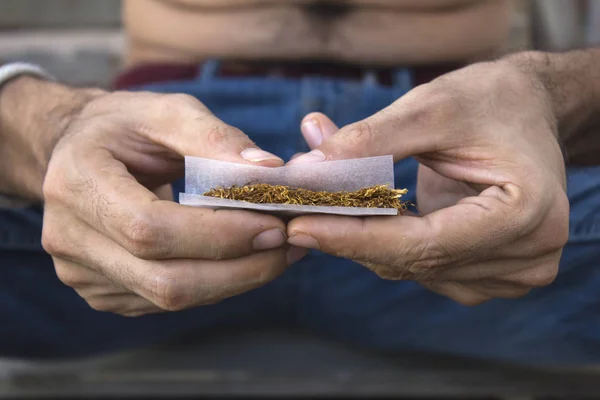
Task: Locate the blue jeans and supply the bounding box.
[2,61,600,365]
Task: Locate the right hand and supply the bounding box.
[42,90,307,317]
[288,60,569,305]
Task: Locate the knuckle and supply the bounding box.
[515,185,570,254]
[43,144,95,204]
[153,94,204,123]
[69,90,109,119]
[42,157,76,203]
[430,282,490,306]
[345,121,377,150]
[54,265,83,287]
[148,270,190,312]
[530,263,560,288]
[163,93,199,110]
[42,224,69,258]
[85,293,154,317]
[41,227,60,256]
[205,124,242,148]
[86,299,131,316]
[508,261,559,288]
[42,172,61,202]
[122,210,166,259]
[548,193,570,250]
[409,241,451,280]
[206,125,229,146]
[86,298,114,314]
[511,185,543,229]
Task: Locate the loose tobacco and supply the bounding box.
[203,184,409,213]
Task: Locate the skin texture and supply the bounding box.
[289,54,577,306]
[0,77,308,316]
[124,0,512,66]
[2,45,599,312]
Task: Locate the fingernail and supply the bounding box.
[253,229,286,250]
[286,246,309,265]
[241,148,282,163]
[302,118,323,148]
[288,150,326,165]
[287,233,320,249]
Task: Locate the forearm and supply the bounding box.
[506,49,600,165]
[0,76,101,201]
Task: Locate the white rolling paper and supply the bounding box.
[179,155,399,216]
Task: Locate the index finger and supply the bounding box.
[87,91,284,166]
[287,185,528,277]
[45,147,287,261]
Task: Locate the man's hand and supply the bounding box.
[1,78,308,316]
[287,59,569,305]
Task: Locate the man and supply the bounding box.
[1,0,599,364]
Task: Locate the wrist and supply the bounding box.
[0,76,105,200]
[502,50,600,165]
[500,51,559,127]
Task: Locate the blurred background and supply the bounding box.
[0,0,598,88]
[0,0,122,87]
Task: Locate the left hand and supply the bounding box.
[286,60,569,305]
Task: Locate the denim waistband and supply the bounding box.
[112,58,456,91]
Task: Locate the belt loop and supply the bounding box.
[393,68,413,91]
[198,59,221,83]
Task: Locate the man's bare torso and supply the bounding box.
[124,0,512,66]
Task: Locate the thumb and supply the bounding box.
[288,113,339,162]
[290,110,405,164]
[300,112,339,149]
[288,88,445,164]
